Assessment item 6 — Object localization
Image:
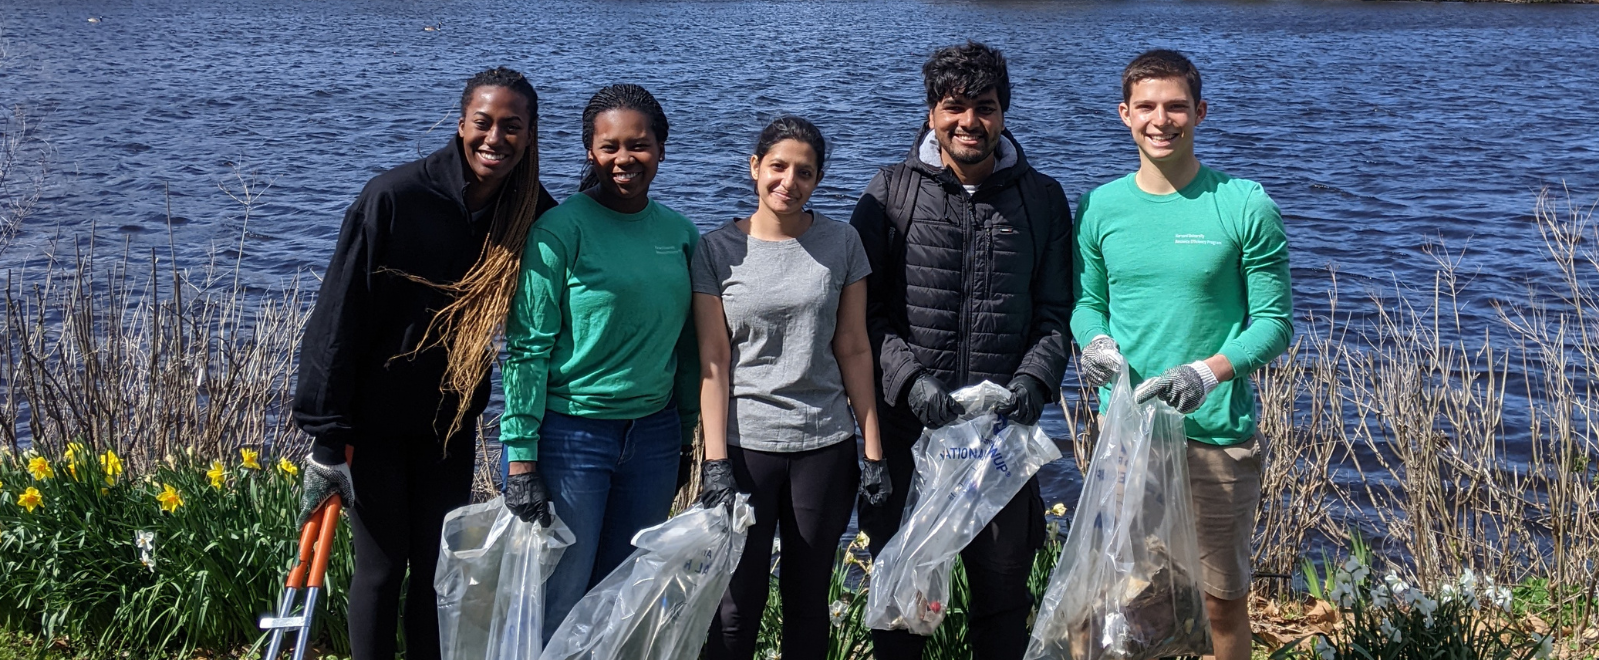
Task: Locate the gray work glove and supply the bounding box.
[907,373,963,429]
[1079,335,1126,388]
[297,456,356,527]
[858,459,891,508]
[1134,361,1220,414]
[996,375,1051,426]
[504,470,552,527]
[697,458,738,510]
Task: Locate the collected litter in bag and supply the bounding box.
[436,497,574,660]
[540,495,755,660]
[1024,366,1211,660]
[864,381,1062,635]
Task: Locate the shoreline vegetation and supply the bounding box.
[1,174,1595,658]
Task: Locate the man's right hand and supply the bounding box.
[907,373,963,429]
[504,467,552,527]
[1079,335,1126,388]
[297,456,356,527]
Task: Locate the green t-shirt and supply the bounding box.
[1070,166,1293,445]
[500,193,700,461]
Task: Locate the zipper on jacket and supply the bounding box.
[959,196,975,385]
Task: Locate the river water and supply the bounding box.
[3,0,1598,512]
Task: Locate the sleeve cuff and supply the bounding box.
[310,437,348,465]
[502,441,538,462]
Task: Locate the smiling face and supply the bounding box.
[749,138,822,217]
[586,108,662,204]
[928,88,1005,166]
[1119,76,1207,165]
[456,85,532,188]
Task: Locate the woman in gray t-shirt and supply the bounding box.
[691,117,888,660]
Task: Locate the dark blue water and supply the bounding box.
[4,0,1598,509]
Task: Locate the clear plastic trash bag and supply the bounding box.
[540,494,755,660]
[436,497,574,660]
[1025,366,1212,660]
[864,381,1063,635]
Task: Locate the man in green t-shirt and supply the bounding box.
[1069,49,1293,660]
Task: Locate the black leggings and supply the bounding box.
[707,440,861,660]
[346,433,475,660]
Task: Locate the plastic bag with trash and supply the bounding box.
[435,497,574,660]
[1024,365,1211,660]
[864,381,1063,635]
[540,494,755,660]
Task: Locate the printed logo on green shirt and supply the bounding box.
[1174,233,1224,246]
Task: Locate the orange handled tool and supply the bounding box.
[260,495,343,660]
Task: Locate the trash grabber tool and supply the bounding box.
[259,495,343,660]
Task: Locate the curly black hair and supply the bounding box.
[923,41,1011,112]
[459,66,538,121]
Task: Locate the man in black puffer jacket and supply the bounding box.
[849,41,1072,660]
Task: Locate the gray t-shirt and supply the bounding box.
[690,213,872,452]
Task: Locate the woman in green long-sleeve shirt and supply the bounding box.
[498,84,700,643]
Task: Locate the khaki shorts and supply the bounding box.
[1185,436,1263,600]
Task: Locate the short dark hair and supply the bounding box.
[753,116,827,174]
[461,66,537,122]
[1121,49,1202,104]
[923,41,1011,112]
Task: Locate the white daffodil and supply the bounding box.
[1379,618,1401,643]
[1371,585,1392,609]
[1341,556,1370,584]
[763,649,781,660]
[1411,593,1439,627]
[1329,575,1357,608]
[1439,583,1459,603]
[829,599,848,626]
[1488,585,1512,612]
[1383,572,1411,598]
[134,530,157,571]
[1313,636,1336,660]
[1534,633,1554,659]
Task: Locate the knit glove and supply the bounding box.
[1134,361,1220,414]
[907,373,963,429]
[297,456,355,527]
[995,375,1051,425]
[504,470,552,527]
[697,459,738,510]
[1079,335,1125,388]
[858,459,891,508]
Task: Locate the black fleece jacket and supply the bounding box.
[292,139,557,463]
[849,129,1073,424]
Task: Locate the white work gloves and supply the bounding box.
[1133,361,1220,414]
[1078,335,1126,388]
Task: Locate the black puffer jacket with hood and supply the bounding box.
[849,128,1073,424]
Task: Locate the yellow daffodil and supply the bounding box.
[65,441,86,461]
[156,483,184,513]
[854,531,870,548]
[239,448,261,470]
[27,456,54,481]
[17,487,43,513]
[206,461,226,490]
[277,458,299,478]
[1050,502,1067,517]
[100,450,123,486]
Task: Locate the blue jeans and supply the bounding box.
[512,403,682,643]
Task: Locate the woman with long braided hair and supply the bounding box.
[292,66,556,660]
[498,83,700,642]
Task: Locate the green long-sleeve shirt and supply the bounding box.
[1070,166,1293,445]
[500,193,701,461]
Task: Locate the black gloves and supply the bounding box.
[858,459,891,508]
[996,375,1052,426]
[1134,361,1219,414]
[504,469,552,527]
[697,458,738,510]
[907,373,963,429]
[297,456,356,526]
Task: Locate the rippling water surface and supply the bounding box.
[4,0,1598,508]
